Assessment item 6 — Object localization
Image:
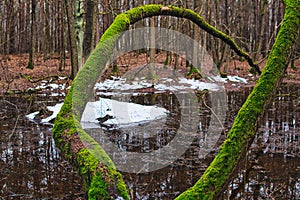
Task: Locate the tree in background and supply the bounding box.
[83,0,97,63]
[74,0,84,69]
[1,0,297,77]
[27,0,36,69]
[64,0,78,79]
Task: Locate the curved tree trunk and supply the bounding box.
[176,1,300,199]
[53,2,299,199]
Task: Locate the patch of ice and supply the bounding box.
[26,111,39,122]
[81,98,168,129]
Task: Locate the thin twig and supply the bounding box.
[201,92,226,135]
[2,99,20,139]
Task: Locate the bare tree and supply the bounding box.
[64,0,78,79]
[27,0,36,69]
[83,0,97,62]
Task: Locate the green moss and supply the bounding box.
[77,149,98,175]
[26,60,34,69]
[53,2,299,199]
[186,67,202,79]
[176,1,300,199]
[116,173,129,200]
[88,171,110,200]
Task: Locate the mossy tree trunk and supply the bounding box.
[53,2,299,199]
[176,0,300,199]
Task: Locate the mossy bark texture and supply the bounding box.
[176,1,300,199]
[53,2,299,199]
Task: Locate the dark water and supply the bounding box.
[221,84,300,200]
[1,84,299,199]
[0,96,85,199]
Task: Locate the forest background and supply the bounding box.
[1,0,300,94]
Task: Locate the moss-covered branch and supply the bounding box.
[175,0,300,199]
[125,5,261,74]
[52,3,300,199]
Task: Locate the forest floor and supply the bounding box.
[1,53,300,94]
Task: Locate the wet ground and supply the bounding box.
[0,83,299,199]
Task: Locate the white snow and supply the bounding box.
[95,76,226,93]
[81,98,168,129]
[28,76,68,92]
[26,98,168,128]
[94,75,247,94]
[26,74,246,127]
[209,75,248,83]
[26,102,63,124]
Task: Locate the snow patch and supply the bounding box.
[209,75,248,83]
[26,102,63,124]
[94,76,227,93]
[26,98,168,128]
[81,98,168,129]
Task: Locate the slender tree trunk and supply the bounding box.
[64,0,78,79]
[83,0,97,63]
[43,0,51,60]
[59,0,66,71]
[27,0,36,69]
[74,0,84,69]
[254,0,267,60]
[148,17,156,80]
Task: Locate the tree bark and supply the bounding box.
[27,0,36,69]
[43,0,51,60]
[74,0,84,69]
[83,0,97,63]
[64,0,78,79]
[53,2,299,199]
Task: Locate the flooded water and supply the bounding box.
[1,84,299,199]
[221,84,300,200]
[0,96,85,199]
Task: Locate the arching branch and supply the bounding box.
[176,1,300,199]
[126,5,261,74]
[52,3,300,199]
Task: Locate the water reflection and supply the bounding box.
[92,84,299,199]
[221,84,300,200]
[0,96,85,199]
[1,83,299,199]
[87,91,226,174]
